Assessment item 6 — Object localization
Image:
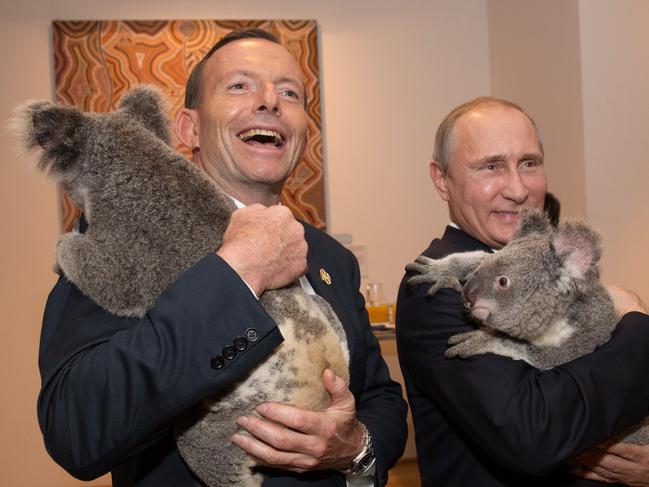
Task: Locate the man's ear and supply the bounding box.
[175,108,200,151]
[430,160,450,202]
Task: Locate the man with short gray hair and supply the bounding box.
[396,96,649,486]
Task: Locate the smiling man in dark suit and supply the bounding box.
[396,96,649,486]
[37,28,407,486]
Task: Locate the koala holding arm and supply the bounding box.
[407,210,649,445]
[398,210,649,485]
[15,87,373,487]
[17,88,292,482]
[408,211,618,365]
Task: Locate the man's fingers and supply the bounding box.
[254,402,319,434]
[230,431,315,472]
[238,370,361,473]
[606,284,649,317]
[235,414,314,453]
[217,204,308,294]
[603,441,647,461]
[576,450,632,477]
[572,465,615,483]
[321,369,355,412]
[322,369,346,398]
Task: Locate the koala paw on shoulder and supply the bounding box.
[406,251,488,296]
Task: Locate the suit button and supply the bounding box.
[210,356,225,370]
[223,346,236,360]
[245,328,259,342]
[234,337,248,351]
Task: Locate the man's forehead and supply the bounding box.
[459,104,528,129]
[443,110,541,171]
[455,106,539,147]
[207,38,305,83]
[215,67,305,86]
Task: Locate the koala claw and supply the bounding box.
[426,277,463,295]
[445,329,492,358]
[405,255,435,276]
[406,255,463,295]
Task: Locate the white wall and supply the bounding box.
[488,0,587,219]
[579,0,649,300]
[0,1,490,485]
[323,1,490,300]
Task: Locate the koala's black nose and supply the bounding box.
[463,279,479,308]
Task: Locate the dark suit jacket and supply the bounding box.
[38,222,407,486]
[396,225,649,487]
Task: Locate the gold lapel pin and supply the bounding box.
[319,268,332,285]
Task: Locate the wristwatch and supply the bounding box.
[342,423,376,477]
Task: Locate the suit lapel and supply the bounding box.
[442,225,494,253]
[305,241,357,367]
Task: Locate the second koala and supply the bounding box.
[407,209,648,444]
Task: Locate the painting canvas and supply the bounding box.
[53,19,326,231]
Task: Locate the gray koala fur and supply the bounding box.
[406,209,648,444]
[15,85,350,486]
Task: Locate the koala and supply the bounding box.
[406,209,648,444]
[15,85,350,486]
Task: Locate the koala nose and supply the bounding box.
[463,279,480,308]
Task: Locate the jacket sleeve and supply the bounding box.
[343,250,408,486]
[37,253,283,480]
[397,278,649,476]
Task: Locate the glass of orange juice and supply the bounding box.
[366,283,390,323]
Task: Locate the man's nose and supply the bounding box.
[255,83,281,116]
[502,168,529,203]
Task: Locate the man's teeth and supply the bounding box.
[238,129,284,145]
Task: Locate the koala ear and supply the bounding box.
[12,100,84,175]
[552,220,602,279]
[515,208,551,239]
[119,85,171,144]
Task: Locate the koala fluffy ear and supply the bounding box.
[12,100,84,175]
[515,208,551,239]
[119,85,171,144]
[552,220,603,279]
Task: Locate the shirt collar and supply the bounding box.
[229,194,246,209]
[448,221,499,252]
[227,194,281,209]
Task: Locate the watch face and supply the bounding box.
[359,455,373,469]
[345,425,375,476]
[352,438,375,475]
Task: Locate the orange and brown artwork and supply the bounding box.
[53,19,326,232]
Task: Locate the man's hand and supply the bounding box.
[217,204,308,296]
[606,285,649,319]
[573,441,649,486]
[230,369,366,473]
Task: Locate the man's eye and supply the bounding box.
[521,159,539,169]
[280,89,299,99]
[229,82,246,90]
[485,163,497,171]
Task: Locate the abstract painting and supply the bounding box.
[53,19,326,231]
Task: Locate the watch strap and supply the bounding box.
[341,422,376,477]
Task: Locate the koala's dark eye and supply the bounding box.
[497,276,510,289]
